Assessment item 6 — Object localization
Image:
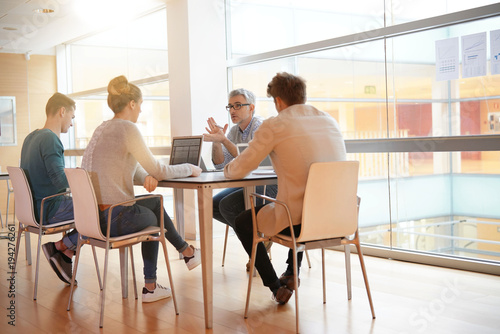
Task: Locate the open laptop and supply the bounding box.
[236,143,274,172]
[200,156,222,172]
[169,135,203,166]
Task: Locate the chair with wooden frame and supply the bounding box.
[7,166,75,300]
[244,161,375,333]
[64,168,179,328]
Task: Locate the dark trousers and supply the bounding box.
[234,205,303,290]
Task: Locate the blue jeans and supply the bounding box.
[45,196,78,251]
[99,195,189,283]
[213,188,242,230]
[213,185,278,230]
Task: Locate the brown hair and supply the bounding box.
[45,92,75,116]
[107,75,142,113]
[266,72,306,106]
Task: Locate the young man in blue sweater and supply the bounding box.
[20,92,78,284]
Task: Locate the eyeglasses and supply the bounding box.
[226,103,250,111]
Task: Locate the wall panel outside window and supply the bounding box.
[227,1,500,271]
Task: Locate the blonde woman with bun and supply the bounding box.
[82,75,202,303]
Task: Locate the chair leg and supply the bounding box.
[305,250,311,269]
[129,246,138,300]
[267,241,272,261]
[354,240,376,319]
[244,239,258,318]
[292,247,300,334]
[33,229,43,300]
[25,230,32,265]
[100,247,111,328]
[13,228,23,272]
[222,225,229,267]
[322,248,326,304]
[91,246,102,290]
[344,244,352,300]
[160,240,179,315]
[5,181,12,227]
[67,239,84,311]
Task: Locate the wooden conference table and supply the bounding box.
[122,171,277,329]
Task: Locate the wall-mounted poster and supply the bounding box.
[0,96,17,146]
[435,37,459,81]
[462,32,487,78]
[491,29,500,75]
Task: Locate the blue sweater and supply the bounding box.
[20,129,68,222]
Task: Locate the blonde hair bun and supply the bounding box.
[107,75,142,113]
[108,75,131,96]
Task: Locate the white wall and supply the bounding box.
[167,0,227,238]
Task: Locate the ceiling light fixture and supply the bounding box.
[33,8,55,14]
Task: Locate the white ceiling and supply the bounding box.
[0,0,167,55]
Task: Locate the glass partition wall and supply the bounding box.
[226,1,500,270]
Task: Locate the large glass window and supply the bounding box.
[227,1,499,58]
[227,1,500,266]
[61,7,171,160]
[62,8,176,213]
[70,9,168,91]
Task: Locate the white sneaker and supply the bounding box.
[184,245,201,271]
[142,283,172,303]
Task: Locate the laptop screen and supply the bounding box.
[169,136,203,166]
[236,143,273,169]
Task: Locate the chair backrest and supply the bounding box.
[64,168,106,241]
[298,161,359,242]
[7,166,39,227]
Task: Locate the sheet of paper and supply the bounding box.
[252,170,276,175]
[435,37,459,81]
[462,32,487,78]
[491,29,500,75]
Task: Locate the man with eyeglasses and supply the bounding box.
[204,88,277,270]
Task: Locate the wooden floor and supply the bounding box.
[1,220,499,334]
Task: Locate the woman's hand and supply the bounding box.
[189,164,202,177]
[143,175,158,192]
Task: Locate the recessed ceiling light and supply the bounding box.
[3,27,17,31]
[33,8,54,14]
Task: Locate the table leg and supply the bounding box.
[243,185,256,210]
[174,188,184,259]
[197,185,213,329]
